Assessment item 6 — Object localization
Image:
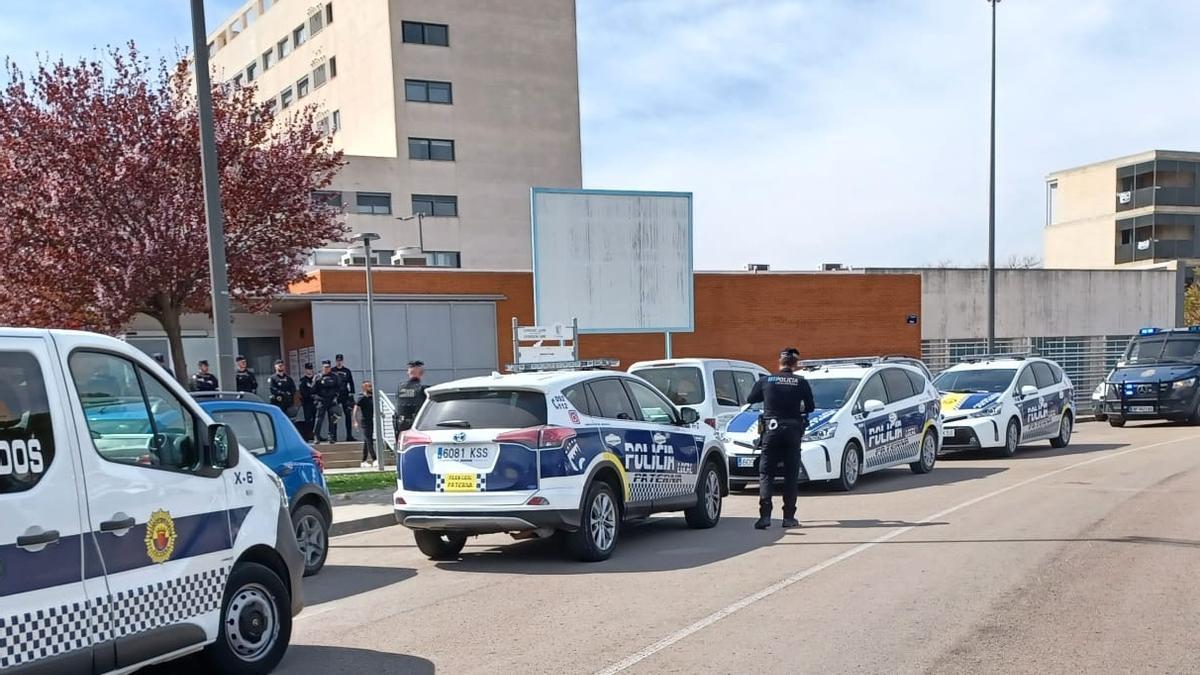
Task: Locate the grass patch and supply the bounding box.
[325,471,395,495]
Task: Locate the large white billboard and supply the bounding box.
[531,188,693,333]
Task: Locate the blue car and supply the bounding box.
[197,393,333,576]
[1101,327,1200,426]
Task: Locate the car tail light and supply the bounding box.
[394,495,406,505]
[400,430,431,452]
[526,496,549,505]
[309,448,325,473]
[704,418,717,429]
[495,425,576,448]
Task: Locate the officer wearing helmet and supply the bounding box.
[746,347,814,530]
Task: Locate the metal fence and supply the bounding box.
[921,335,1133,407]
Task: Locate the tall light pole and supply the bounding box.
[986,0,999,352]
[189,0,237,388]
[352,232,384,470]
[395,212,426,254]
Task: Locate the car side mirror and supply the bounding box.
[208,423,239,470]
[679,406,700,425]
[862,399,886,414]
[1020,385,1039,398]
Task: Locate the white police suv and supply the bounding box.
[393,361,728,562]
[934,355,1075,456]
[0,328,304,674]
[722,357,941,492]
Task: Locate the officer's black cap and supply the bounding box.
[780,347,800,358]
[407,360,424,368]
[198,359,208,366]
[335,353,344,360]
[321,359,332,366]
[236,355,246,361]
[303,362,314,369]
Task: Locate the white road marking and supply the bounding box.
[594,434,1200,675]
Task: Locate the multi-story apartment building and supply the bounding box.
[1044,150,1200,273]
[207,0,583,270]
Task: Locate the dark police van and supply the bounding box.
[1102,327,1200,427]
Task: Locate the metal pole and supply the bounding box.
[189,0,237,388]
[664,331,673,359]
[986,0,998,352]
[362,241,384,471]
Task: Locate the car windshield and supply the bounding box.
[416,389,547,430]
[633,366,705,406]
[934,368,1016,394]
[1124,335,1200,365]
[809,378,860,410]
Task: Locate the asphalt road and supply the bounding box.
[279,421,1200,674]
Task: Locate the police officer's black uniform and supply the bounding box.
[268,365,296,415]
[332,355,356,441]
[298,365,316,440]
[190,361,219,392]
[235,357,258,395]
[313,363,343,443]
[393,361,427,439]
[746,348,814,529]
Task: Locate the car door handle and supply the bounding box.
[16,529,60,549]
[100,517,136,533]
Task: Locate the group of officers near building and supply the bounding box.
[180,352,430,468]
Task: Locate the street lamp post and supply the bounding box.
[395,212,426,258]
[352,232,384,471]
[188,0,237,387]
[986,0,999,352]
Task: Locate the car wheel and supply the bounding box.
[1094,411,1108,422]
[729,480,749,492]
[836,442,861,492]
[910,431,937,474]
[998,418,1021,457]
[566,481,619,562]
[413,531,468,560]
[1108,416,1126,428]
[684,462,722,529]
[291,505,328,576]
[201,562,291,675]
[1050,413,1073,448]
[1187,398,1200,425]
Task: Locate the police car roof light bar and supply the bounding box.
[505,358,620,373]
[798,356,882,370]
[961,352,1031,363]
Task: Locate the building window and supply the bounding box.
[296,76,310,99]
[329,56,337,78]
[267,97,280,115]
[280,86,293,109]
[207,42,216,59]
[408,138,455,161]
[277,37,291,59]
[326,2,334,24]
[405,79,452,104]
[1045,180,1057,227]
[425,251,461,268]
[230,18,242,38]
[294,24,308,48]
[315,116,330,136]
[313,63,327,88]
[244,7,257,27]
[312,190,343,208]
[331,110,341,133]
[232,74,243,88]
[262,48,275,71]
[412,194,458,217]
[245,61,257,82]
[309,9,325,35]
[356,192,392,215]
[402,21,449,46]
[263,0,275,9]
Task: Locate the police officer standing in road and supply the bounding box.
[268,360,296,415]
[235,355,258,395]
[313,360,343,444]
[298,362,317,441]
[393,360,427,441]
[190,360,219,392]
[332,354,356,442]
[747,347,814,530]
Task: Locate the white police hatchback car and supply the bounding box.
[394,362,728,562]
[934,356,1075,456]
[722,357,941,492]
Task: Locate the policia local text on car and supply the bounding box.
[746,347,814,530]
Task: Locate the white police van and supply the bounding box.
[0,328,303,674]
[934,355,1075,456]
[628,358,771,430]
[393,360,728,562]
[722,357,941,492]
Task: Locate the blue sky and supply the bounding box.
[5,1,1200,270]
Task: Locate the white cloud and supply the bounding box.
[578,0,1200,270]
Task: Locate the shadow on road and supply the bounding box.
[939,442,1126,462]
[434,516,783,575]
[139,645,435,675]
[303,564,417,605]
[773,535,1200,549]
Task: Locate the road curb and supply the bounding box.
[330,512,397,537]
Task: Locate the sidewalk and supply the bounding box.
[329,487,396,537]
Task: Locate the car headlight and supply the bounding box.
[969,404,1003,419]
[1173,377,1197,390]
[803,422,837,442]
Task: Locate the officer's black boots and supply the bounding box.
[782,518,800,528]
[754,516,771,530]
